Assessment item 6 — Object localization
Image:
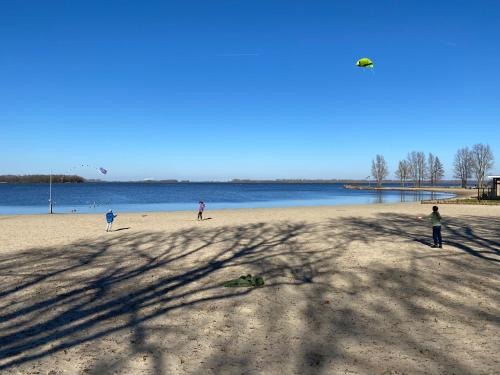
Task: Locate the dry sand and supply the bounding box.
[0,203,499,375]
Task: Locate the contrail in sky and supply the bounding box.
[215,53,260,57]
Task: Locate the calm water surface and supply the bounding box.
[0,183,456,215]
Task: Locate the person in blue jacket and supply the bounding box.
[106,209,117,232]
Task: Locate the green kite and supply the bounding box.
[223,274,265,288]
[356,57,374,68]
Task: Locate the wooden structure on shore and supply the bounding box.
[488,176,500,198]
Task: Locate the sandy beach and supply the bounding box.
[0,203,499,375]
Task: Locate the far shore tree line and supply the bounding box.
[0,175,85,183]
[371,143,495,193]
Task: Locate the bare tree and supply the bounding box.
[434,157,445,185]
[407,153,417,187]
[428,153,445,186]
[453,147,473,188]
[395,160,410,187]
[371,155,389,187]
[407,151,427,187]
[428,153,436,186]
[471,143,494,198]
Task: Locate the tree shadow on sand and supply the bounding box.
[0,214,498,374]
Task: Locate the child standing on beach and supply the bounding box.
[197,201,205,220]
[106,209,117,232]
[418,206,442,248]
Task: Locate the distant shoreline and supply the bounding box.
[1,178,464,185]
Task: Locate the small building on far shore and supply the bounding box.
[488,176,500,198]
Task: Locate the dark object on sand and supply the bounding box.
[223,274,264,288]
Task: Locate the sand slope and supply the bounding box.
[0,203,499,374]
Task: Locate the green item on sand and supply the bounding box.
[223,274,265,288]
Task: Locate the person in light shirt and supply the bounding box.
[418,205,442,248]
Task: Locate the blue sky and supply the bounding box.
[1,0,499,181]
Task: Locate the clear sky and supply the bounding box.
[1,0,499,181]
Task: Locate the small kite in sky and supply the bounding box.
[99,167,108,175]
[356,57,374,68]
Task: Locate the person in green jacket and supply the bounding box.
[419,206,442,248]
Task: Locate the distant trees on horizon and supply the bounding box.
[372,143,495,189]
[0,175,85,183]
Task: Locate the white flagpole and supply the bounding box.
[49,171,53,214]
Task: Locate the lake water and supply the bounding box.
[0,183,456,215]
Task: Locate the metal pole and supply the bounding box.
[367,176,371,188]
[49,171,53,214]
